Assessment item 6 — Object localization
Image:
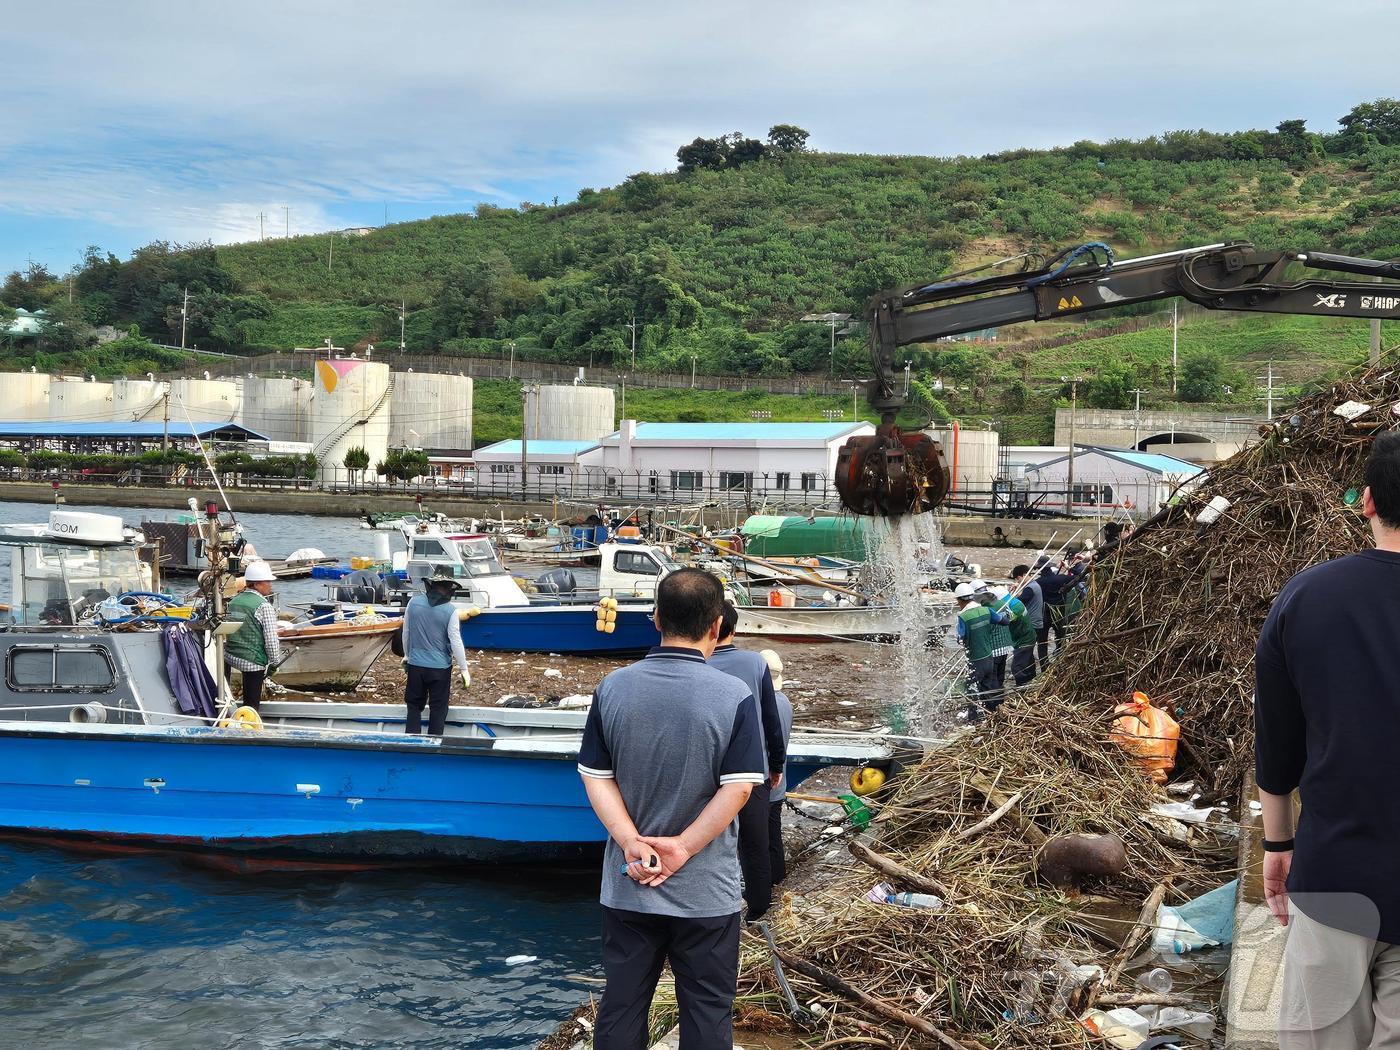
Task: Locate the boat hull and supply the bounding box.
[310,602,662,656]
[0,711,890,867]
[271,620,399,692]
[734,605,903,641]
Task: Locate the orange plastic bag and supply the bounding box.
[1109,691,1180,783]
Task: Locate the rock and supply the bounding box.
[543,668,563,678]
[1036,833,1128,888]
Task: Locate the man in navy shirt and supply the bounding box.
[579,568,764,1050]
[708,602,786,920]
[1256,431,1400,1048]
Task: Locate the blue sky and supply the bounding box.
[4,0,1400,277]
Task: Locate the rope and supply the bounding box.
[1025,242,1115,287]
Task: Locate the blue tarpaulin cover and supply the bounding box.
[160,625,218,719]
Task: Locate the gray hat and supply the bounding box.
[425,568,458,588]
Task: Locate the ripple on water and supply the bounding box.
[0,846,602,1048]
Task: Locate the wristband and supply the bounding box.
[1262,838,1294,853]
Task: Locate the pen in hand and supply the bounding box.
[620,854,660,875]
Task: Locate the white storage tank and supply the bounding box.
[168,377,240,422]
[524,385,615,442]
[309,358,391,483]
[927,425,1000,493]
[112,377,168,421]
[49,376,114,421]
[0,371,51,419]
[240,375,312,442]
[389,371,473,450]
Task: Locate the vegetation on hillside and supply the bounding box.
[5,100,1400,437]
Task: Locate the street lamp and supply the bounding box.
[903,360,912,398]
[624,317,637,367]
[840,379,861,422]
[507,341,516,379]
[800,313,852,377]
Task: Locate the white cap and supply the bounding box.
[953,582,976,599]
[760,648,784,691]
[243,560,275,583]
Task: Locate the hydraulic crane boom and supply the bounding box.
[835,241,1400,517]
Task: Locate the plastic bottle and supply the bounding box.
[1155,1006,1214,1039]
[1137,967,1174,994]
[886,891,944,910]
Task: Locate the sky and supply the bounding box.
[4,0,1400,277]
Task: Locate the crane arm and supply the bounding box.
[866,241,1400,415]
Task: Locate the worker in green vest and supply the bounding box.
[224,560,283,712]
[954,582,1006,719]
[991,584,1037,689]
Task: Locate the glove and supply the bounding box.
[460,668,471,689]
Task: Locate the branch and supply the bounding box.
[848,840,952,900]
[950,789,1023,844]
[774,949,978,1050]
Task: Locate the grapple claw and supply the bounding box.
[834,424,950,517]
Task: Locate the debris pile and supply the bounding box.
[730,364,1397,1047]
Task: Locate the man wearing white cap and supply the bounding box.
[760,649,794,887]
[224,560,282,711]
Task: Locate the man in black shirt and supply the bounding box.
[1256,431,1400,1048]
[1033,555,1073,666]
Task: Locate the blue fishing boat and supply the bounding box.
[0,511,897,869]
[310,524,664,656]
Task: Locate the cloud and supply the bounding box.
[3,0,1399,271]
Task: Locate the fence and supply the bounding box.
[168,350,859,396]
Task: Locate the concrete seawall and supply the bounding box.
[0,481,1099,548]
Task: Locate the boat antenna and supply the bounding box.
[176,398,237,522]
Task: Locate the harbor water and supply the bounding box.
[0,500,604,1048]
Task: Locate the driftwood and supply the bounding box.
[949,789,1023,843]
[969,775,1047,846]
[1105,880,1170,988]
[773,949,978,1050]
[848,840,952,900]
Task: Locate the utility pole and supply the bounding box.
[328,232,334,273]
[180,287,190,350]
[1372,275,1384,366]
[903,360,912,398]
[690,356,697,388]
[1171,302,1179,396]
[161,388,170,452]
[284,206,289,237]
[399,300,406,351]
[1065,377,1080,516]
[620,375,627,423]
[1129,387,1149,450]
[520,385,535,502]
[1257,360,1277,420]
[625,316,637,367]
[258,211,265,241]
[829,321,837,376]
[508,341,515,379]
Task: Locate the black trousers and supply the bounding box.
[1011,644,1037,686]
[404,664,451,735]
[595,906,740,1050]
[1036,608,1068,669]
[768,798,787,886]
[736,781,772,920]
[227,666,266,711]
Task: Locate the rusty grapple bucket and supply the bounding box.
[834,424,950,517]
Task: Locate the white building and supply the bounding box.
[1024,445,1202,518]
[587,420,875,500]
[471,439,602,495]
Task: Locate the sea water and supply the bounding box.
[860,513,967,733]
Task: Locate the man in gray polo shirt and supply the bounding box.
[579,568,764,1050]
[708,602,786,920]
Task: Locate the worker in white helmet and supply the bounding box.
[954,581,1006,719]
[224,560,282,711]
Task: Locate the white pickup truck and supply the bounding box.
[593,542,683,600]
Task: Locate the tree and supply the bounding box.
[1178,351,1224,403]
[36,298,93,353]
[1337,98,1400,148]
[723,133,768,168]
[767,124,810,153]
[343,445,370,488]
[676,136,728,173]
[1086,362,1138,409]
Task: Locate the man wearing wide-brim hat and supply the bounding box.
[401,568,471,736]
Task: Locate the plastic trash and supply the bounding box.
[504,954,537,966]
[1334,400,1372,420]
[1194,495,1232,525]
[1136,967,1173,994]
[1152,879,1238,954]
[1154,1006,1214,1039]
[866,882,943,910]
[1109,691,1180,783]
[1082,1007,1151,1047]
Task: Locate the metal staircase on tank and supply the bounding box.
[310,373,395,461]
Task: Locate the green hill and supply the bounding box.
[7,101,1400,441]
